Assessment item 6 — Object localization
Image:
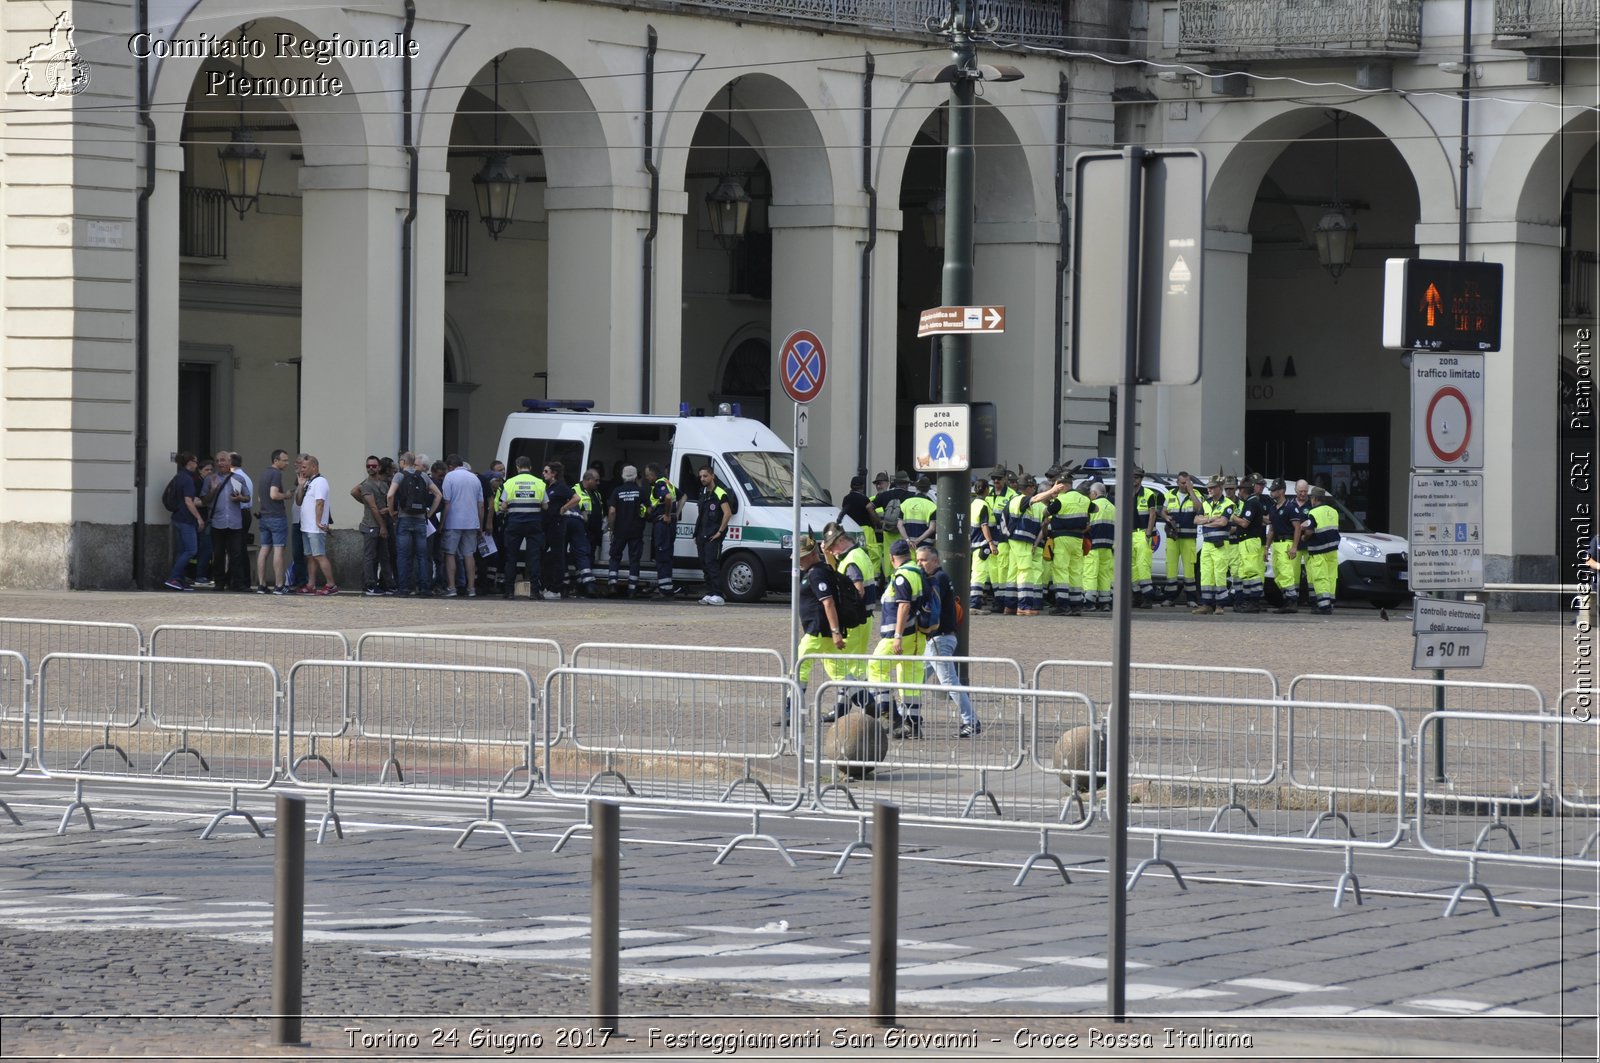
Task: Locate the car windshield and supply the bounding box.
[725,451,831,507]
[1325,494,1375,534]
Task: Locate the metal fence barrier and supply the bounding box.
[35,653,281,837]
[1557,690,1600,849]
[0,618,144,664]
[812,678,1097,885]
[149,624,350,685]
[1116,694,1407,906]
[286,660,537,850]
[1416,710,1600,916]
[541,666,804,865]
[1030,656,1280,832]
[0,650,29,826]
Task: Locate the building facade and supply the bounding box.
[0,0,1593,589]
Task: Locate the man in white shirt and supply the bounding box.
[440,453,485,598]
[294,453,338,595]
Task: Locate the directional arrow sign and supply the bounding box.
[917,305,1006,338]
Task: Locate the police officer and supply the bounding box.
[986,468,1017,615]
[1129,466,1165,608]
[1233,473,1269,613]
[558,465,599,598]
[900,476,937,550]
[606,465,647,597]
[1192,474,1235,615]
[1009,476,1061,617]
[868,539,931,739]
[1266,478,1307,613]
[1085,482,1116,611]
[642,461,682,598]
[1164,471,1203,607]
[968,478,997,615]
[1045,473,1091,616]
[694,464,734,605]
[794,534,849,730]
[1294,485,1342,614]
[496,456,548,600]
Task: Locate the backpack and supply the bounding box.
[831,569,868,629]
[396,469,431,515]
[161,475,183,514]
[881,496,904,532]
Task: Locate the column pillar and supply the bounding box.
[973,221,1058,464]
[406,171,450,459]
[768,204,898,494]
[543,186,677,413]
[297,168,406,470]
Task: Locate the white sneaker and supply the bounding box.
[707,595,726,606]
[442,588,458,598]
[541,590,560,601]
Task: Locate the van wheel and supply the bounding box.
[722,552,767,604]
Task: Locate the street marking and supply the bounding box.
[1224,977,1346,993]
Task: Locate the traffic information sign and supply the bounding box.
[1408,473,1484,591]
[917,305,1005,338]
[1411,354,1483,469]
[912,404,970,472]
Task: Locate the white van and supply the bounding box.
[494,401,835,602]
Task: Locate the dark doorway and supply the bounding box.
[1246,411,1392,531]
[178,363,212,457]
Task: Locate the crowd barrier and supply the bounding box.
[541,665,803,864]
[811,676,1096,884]
[0,650,27,825]
[286,659,537,850]
[1416,710,1600,915]
[34,653,280,836]
[0,617,1592,919]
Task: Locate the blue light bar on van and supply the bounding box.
[1082,457,1113,473]
[521,399,596,412]
[679,402,690,417]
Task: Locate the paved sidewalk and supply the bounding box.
[0,590,1593,1060]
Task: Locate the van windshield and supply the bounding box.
[725,451,831,507]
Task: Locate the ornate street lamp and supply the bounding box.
[472,56,521,238]
[217,24,265,219]
[705,82,750,250]
[1313,112,1358,281]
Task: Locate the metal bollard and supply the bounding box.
[592,800,619,1033]
[870,801,898,1028]
[273,793,307,1047]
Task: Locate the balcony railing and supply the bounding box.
[446,209,469,278]
[179,186,227,259]
[1179,0,1422,52]
[588,0,1067,46]
[1566,249,1597,319]
[1496,0,1599,41]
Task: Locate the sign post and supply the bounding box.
[778,329,826,698]
[1071,146,1204,1023]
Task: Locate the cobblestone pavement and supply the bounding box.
[0,590,1594,1060]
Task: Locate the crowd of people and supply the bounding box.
[159,448,737,603]
[830,465,1344,621]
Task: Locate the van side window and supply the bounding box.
[510,438,584,479]
[680,454,710,500]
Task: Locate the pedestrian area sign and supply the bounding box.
[913,404,970,472]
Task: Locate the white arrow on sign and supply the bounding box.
[984,306,1002,329]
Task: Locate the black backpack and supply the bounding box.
[396,469,431,515]
[831,568,869,629]
[161,475,183,513]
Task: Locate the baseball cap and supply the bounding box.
[850,475,865,489]
[889,538,912,558]
[1269,479,1286,492]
